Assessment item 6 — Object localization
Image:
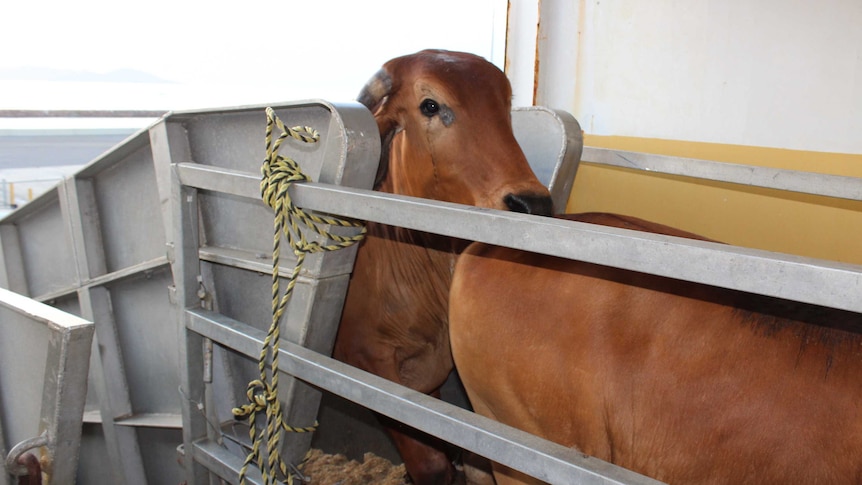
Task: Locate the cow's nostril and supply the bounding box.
[504,193,553,216]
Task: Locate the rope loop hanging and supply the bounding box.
[232,107,366,485]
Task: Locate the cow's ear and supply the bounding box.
[358,67,398,189]
[357,68,392,115]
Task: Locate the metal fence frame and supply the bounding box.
[173,162,861,485]
[164,101,602,484]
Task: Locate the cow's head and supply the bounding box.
[358,49,553,215]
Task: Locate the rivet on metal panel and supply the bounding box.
[195,275,211,310]
[167,285,178,305]
[165,242,175,263]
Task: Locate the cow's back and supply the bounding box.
[450,212,862,484]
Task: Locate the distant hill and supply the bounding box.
[0,67,174,83]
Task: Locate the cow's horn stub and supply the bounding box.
[357,68,393,112]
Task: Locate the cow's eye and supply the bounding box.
[420,99,440,117]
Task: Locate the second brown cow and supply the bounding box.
[450,212,862,484]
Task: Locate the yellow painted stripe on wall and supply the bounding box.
[566,136,862,265]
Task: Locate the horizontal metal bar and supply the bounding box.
[582,146,862,201]
[0,109,166,118]
[34,257,171,302]
[175,163,862,312]
[114,413,183,429]
[84,256,170,289]
[289,183,862,313]
[76,130,152,178]
[32,285,79,305]
[0,287,92,331]
[186,308,663,485]
[82,410,102,424]
[199,246,297,277]
[186,310,265,359]
[176,163,259,199]
[193,439,264,485]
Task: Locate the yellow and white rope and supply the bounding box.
[232,107,366,484]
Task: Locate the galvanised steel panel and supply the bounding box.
[136,428,184,485]
[0,304,49,451]
[50,294,80,316]
[90,142,166,273]
[180,105,338,180]
[79,284,147,484]
[166,101,382,482]
[197,190,273,255]
[178,104,362,261]
[107,266,178,415]
[206,262,277,336]
[13,192,78,298]
[512,107,583,212]
[76,425,116,484]
[0,223,27,295]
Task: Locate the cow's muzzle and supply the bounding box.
[504,193,553,216]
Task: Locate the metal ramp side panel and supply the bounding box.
[156,100,380,483]
[171,102,376,273]
[0,174,136,484]
[61,172,148,485]
[512,106,583,213]
[0,287,94,485]
[84,141,167,274]
[0,126,184,485]
[0,189,78,299]
[62,129,181,485]
[0,224,27,295]
[58,171,108,465]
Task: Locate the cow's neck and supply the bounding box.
[364,171,470,328]
[366,221,464,279]
[347,220,459,390]
[373,174,470,265]
[334,170,470,390]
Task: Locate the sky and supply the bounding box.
[0,0,506,115]
[0,0,506,212]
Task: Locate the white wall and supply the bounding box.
[509,0,862,154]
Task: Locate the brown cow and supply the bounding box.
[450,212,862,484]
[332,50,553,484]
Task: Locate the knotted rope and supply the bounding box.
[232,107,366,484]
